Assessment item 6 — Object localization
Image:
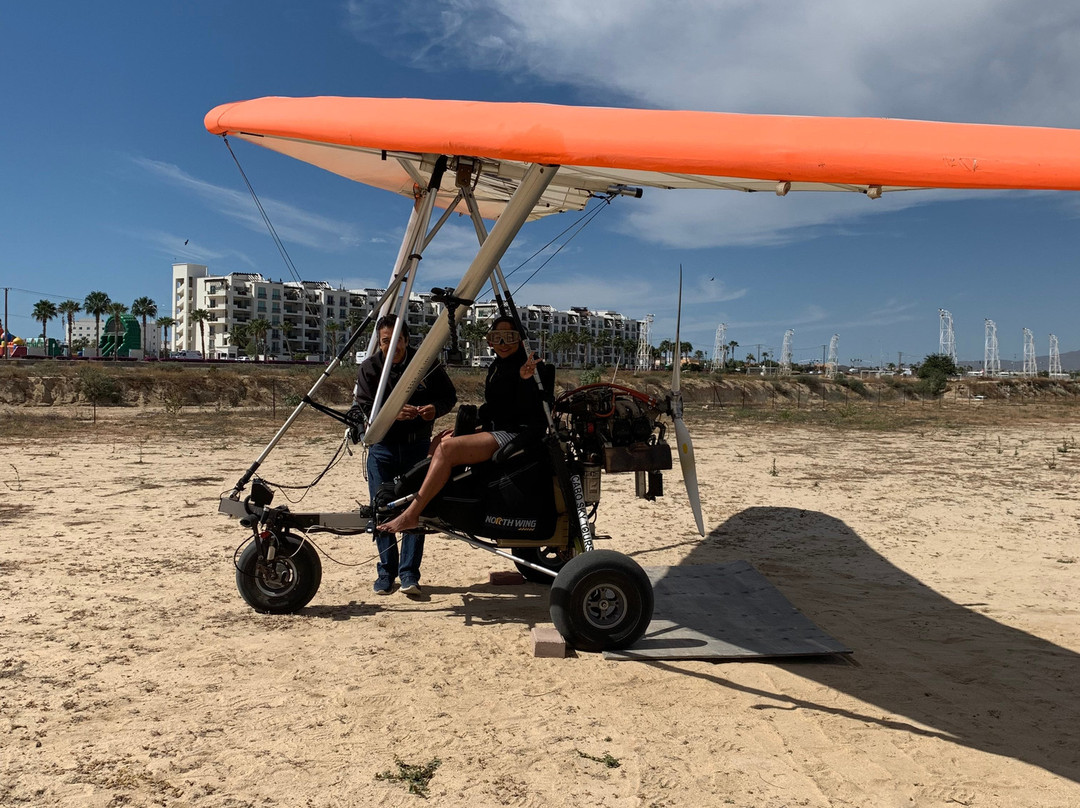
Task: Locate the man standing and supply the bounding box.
[355,314,456,596]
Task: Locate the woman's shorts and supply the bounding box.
[489,430,520,449]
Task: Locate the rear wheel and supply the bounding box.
[549,550,653,652]
[236,536,322,614]
[513,544,577,584]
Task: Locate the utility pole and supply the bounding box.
[3,287,8,360]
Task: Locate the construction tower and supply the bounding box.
[826,334,839,378]
[939,309,958,366]
[1049,334,1063,377]
[712,323,726,371]
[637,314,653,370]
[984,319,1000,376]
[780,329,794,376]
[1023,328,1037,377]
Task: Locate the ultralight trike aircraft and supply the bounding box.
[209,97,1080,651]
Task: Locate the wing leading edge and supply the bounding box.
[205,97,1080,220]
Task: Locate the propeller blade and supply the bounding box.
[668,266,703,534]
[671,264,682,395]
[674,414,705,536]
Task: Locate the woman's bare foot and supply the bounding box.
[378,510,419,534]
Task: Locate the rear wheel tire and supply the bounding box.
[549,550,653,652]
[236,536,322,614]
[513,544,577,584]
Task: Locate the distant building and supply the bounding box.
[171,262,646,366]
[70,316,161,356]
[472,301,644,368]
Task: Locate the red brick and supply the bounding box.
[531,626,566,658]
[489,570,526,586]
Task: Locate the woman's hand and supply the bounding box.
[519,352,540,380]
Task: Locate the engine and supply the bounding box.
[554,384,673,474]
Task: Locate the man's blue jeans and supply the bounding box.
[367,439,429,585]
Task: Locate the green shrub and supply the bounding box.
[915,372,947,397]
[77,366,121,405]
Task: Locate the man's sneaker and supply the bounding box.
[400,580,422,596]
[373,578,393,595]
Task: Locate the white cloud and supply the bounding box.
[116,226,257,268]
[348,1,1080,125]
[829,299,922,330]
[131,157,367,252]
[344,1,1080,249]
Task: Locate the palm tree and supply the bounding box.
[248,317,271,361]
[228,322,249,357]
[108,302,128,359]
[325,320,342,357]
[658,339,673,368]
[343,310,373,362]
[458,321,487,362]
[679,341,693,366]
[156,316,176,357]
[84,291,111,356]
[57,300,81,354]
[726,340,739,368]
[32,300,58,352]
[131,296,157,359]
[594,332,612,366]
[547,329,575,367]
[191,309,210,357]
[280,319,297,358]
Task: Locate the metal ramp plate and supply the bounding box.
[603,561,851,661]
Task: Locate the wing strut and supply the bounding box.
[367,156,449,428]
[363,162,561,446]
[461,183,509,319]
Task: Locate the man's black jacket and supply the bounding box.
[355,347,457,444]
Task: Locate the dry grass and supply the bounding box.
[4,362,1080,441]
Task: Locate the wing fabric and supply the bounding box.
[206,97,1080,220]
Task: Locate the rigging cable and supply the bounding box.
[471,194,618,303]
[223,136,304,286]
[508,195,616,296]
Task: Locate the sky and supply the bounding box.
[5,1,1080,367]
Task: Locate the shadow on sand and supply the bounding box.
[635,506,1078,784]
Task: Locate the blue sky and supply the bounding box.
[5,1,1080,366]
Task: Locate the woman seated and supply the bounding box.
[377,316,551,533]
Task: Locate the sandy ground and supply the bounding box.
[1,404,1079,807]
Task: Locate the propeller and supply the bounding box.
[670,265,705,536]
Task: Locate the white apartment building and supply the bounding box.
[172,264,442,360]
[172,263,646,366]
[472,301,644,368]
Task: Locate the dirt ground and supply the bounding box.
[1,401,1078,807]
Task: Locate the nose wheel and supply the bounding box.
[236,535,322,614]
[549,550,653,652]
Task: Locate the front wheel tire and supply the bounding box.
[236,536,322,614]
[549,550,653,652]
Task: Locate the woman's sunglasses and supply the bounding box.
[486,330,521,346]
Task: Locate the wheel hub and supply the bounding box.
[582,583,627,629]
[255,558,298,596]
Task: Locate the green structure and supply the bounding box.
[100,313,141,358]
[24,337,63,357]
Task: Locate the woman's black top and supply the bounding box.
[479,345,553,434]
